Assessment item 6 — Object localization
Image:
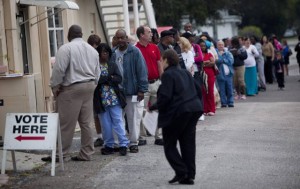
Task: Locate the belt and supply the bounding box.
[148,79,159,84]
[72,79,94,85]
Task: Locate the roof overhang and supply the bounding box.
[18,0,79,26]
[18,0,79,10]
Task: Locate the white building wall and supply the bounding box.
[217,23,234,40]
[70,0,106,42]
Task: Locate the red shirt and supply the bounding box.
[136,42,161,80]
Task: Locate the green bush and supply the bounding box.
[239,26,263,38]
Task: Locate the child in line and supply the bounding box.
[273,51,285,90]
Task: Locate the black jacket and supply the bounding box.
[230,46,248,67]
[150,65,203,128]
[93,62,126,114]
[295,41,300,62]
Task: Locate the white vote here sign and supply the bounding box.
[4,113,59,150]
[2,113,63,176]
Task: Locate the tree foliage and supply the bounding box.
[152,0,300,37]
[152,0,233,29]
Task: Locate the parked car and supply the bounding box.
[283,29,297,38]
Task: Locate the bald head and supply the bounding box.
[115,29,127,36]
[68,25,82,42]
[115,29,128,50]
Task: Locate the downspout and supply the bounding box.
[133,0,139,29]
[143,0,156,28]
[95,0,108,43]
[123,0,130,35]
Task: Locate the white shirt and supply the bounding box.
[244,44,259,67]
[191,46,199,72]
[50,38,100,87]
[181,50,194,75]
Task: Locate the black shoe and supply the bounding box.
[94,138,104,147]
[146,130,152,136]
[221,104,227,108]
[179,178,194,185]
[260,87,266,92]
[228,104,234,107]
[154,139,164,145]
[101,146,114,155]
[168,175,187,184]
[119,146,127,156]
[129,145,139,153]
[71,156,89,161]
[41,156,64,163]
[138,139,147,146]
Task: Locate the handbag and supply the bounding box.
[200,70,208,93]
[214,64,220,75]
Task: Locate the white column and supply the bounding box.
[143,0,156,28]
[122,0,130,35]
[0,0,8,66]
[3,0,23,73]
[133,0,139,29]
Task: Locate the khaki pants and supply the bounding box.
[233,65,246,95]
[123,97,144,146]
[57,81,95,160]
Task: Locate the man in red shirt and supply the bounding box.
[136,25,164,145]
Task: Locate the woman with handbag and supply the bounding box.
[93,43,129,156]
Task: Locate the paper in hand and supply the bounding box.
[142,111,158,136]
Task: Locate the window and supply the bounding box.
[47,8,64,57]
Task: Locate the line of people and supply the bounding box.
[42,23,296,185]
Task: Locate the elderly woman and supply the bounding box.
[149,49,203,185]
[216,40,234,107]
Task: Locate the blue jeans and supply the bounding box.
[217,75,234,106]
[98,105,129,148]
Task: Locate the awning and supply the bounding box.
[157,26,173,35]
[18,0,79,26]
[19,0,79,10]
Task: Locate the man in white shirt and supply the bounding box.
[42,25,100,162]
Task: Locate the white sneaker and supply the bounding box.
[234,95,240,100]
[199,115,205,121]
[240,95,246,100]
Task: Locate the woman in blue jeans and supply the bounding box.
[216,40,234,107]
[93,43,129,156]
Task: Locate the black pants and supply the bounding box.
[264,56,273,84]
[276,72,284,88]
[162,111,202,179]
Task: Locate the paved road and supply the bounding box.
[2,57,300,189]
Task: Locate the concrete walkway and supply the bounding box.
[1,56,300,189]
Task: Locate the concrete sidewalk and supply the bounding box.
[1,61,300,188]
